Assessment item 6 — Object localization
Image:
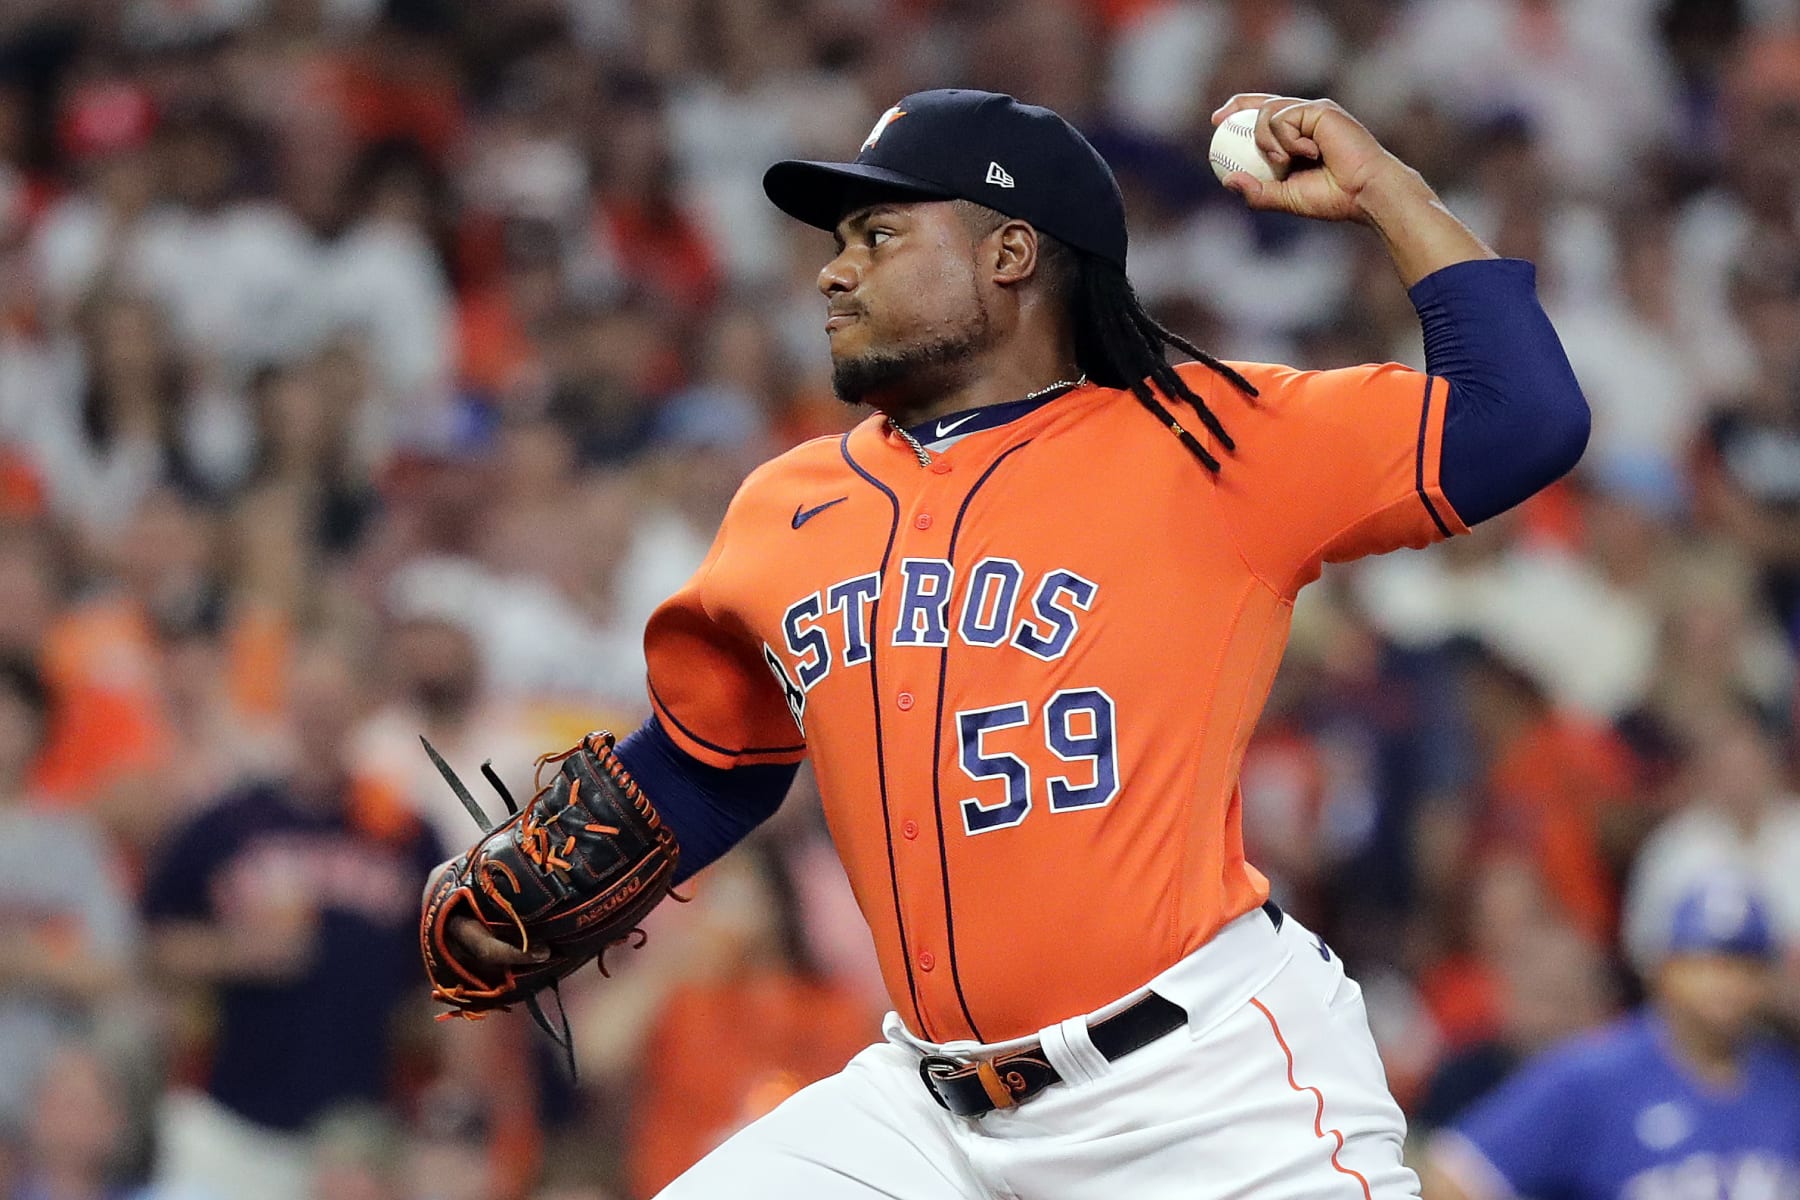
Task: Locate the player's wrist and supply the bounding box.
[1350,159,1434,230]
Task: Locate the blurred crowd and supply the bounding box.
[1,0,1799,1197]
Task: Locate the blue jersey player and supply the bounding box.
[1424,876,1800,1200]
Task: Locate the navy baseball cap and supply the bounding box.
[1666,877,1777,961]
[763,89,1129,269]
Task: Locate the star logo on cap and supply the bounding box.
[861,106,907,152]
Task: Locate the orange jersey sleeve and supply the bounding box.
[643,468,812,771]
[1181,361,1469,595]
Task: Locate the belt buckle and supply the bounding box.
[917,1053,963,1110]
[918,1051,1022,1113]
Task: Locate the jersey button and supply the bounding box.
[897,691,915,711]
[902,819,919,839]
[918,951,935,972]
[914,513,933,530]
[928,461,952,475]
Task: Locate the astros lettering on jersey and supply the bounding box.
[646,358,1463,1044]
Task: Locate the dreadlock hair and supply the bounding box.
[951,200,1255,471]
[1038,233,1255,473]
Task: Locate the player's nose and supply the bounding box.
[818,251,859,298]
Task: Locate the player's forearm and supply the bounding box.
[150,923,295,985]
[150,924,246,983]
[0,931,129,999]
[614,714,799,882]
[1357,164,1497,288]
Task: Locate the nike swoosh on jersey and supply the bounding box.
[791,497,848,529]
[934,412,982,438]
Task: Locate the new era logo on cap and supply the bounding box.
[985,161,1014,188]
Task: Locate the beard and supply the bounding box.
[831,297,994,409]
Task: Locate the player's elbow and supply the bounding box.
[1440,374,1590,526]
[1532,375,1591,487]
[1488,378,1590,517]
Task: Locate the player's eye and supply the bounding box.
[870,228,894,246]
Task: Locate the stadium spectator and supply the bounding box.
[229,356,380,614]
[1423,877,1800,1200]
[1412,918,1615,1132]
[18,290,196,539]
[1696,237,1800,647]
[348,611,539,850]
[9,1039,170,1200]
[142,642,442,1200]
[134,106,319,377]
[1623,705,1800,1030]
[31,77,161,327]
[309,1105,407,1200]
[0,659,138,1137]
[1551,207,1704,484]
[1452,638,1641,944]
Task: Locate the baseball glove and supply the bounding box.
[419,731,680,1067]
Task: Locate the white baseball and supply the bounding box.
[1209,109,1287,185]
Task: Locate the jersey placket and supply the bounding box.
[879,449,982,1042]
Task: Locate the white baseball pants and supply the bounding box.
[656,906,1419,1199]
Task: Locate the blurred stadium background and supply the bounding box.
[0,0,1795,1197]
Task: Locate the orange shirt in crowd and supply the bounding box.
[628,971,877,1198]
[0,447,43,518]
[456,287,541,399]
[321,49,463,161]
[1481,715,1637,943]
[1418,954,1505,1051]
[32,596,171,806]
[595,199,721,314]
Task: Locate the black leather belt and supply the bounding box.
[919,900,1284,1117]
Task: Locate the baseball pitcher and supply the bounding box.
[421,89,1590,1198]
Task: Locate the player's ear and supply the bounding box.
[990,220,1038,287]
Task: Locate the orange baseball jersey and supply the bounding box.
[644,360,1468,1044]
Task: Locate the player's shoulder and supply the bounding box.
[1453,1017,1645,1136]
[1747,1033,1800,1093]
[1176,359,1297,394]
[156,779,290,863]
[745,429,853,482]
[1170,358,1435,462]
[724,430,859,514]
[1174,358,1430,405]
[1538,1012,1669,1085]
[1482,1014,1653,1104]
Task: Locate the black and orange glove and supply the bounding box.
[419,731,679,1064]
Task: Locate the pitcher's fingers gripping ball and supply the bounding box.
[1208,93,1395,224]
[419,732,681,1056]
[1208,109,1287,185]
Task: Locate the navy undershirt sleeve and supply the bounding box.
[614,714,799,883]
[1411,258,1590,526]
